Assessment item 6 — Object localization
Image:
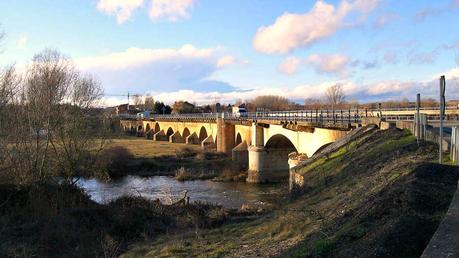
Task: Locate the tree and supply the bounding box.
[304,98,322,109]
[133,94,143,110]
[144,95,155,111]
[324,84,345,110]
[1,49,108,185]
[251,95,292,111]
[172,101,197,114]
[153,101,171,114]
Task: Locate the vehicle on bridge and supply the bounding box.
[232,106,248,118]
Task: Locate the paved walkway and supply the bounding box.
[422,182,459,258]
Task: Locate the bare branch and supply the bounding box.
[324,84,346,110]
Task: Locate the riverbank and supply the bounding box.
[101,137,245,181]
[124,128,459,257]
[0,183,237,257]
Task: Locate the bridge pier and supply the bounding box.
[201,135,216,150]
[217,118,235,154]
[232,141,248,170]
[185,132,200,145]
[169,131,185,143]
[153,130,168,141]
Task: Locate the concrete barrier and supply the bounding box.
[422,181,459,257]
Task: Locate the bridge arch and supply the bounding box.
[261,134,298,182]
[236,133,242,146]
[154,123,160,133]
[145,123,151,132]
[182,128,191,139]
[166,127,174,138]
[265,134,298,152]
[199,126,208,141]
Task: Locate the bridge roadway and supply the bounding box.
[119,107,459,183]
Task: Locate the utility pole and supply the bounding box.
[439,76,446,164]
[127,92,130,111]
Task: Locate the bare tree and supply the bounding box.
[304,98,322,109]
[1,49,108,184]
[324,84,345,110]
[144,95,155,111]
[133,94,143,110]
[251,95,292,111]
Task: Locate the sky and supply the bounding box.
[1,0,459,106]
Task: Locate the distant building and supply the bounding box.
[115,104,140,115]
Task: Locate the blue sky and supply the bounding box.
[1,0,459,105]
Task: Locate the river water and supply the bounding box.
[77,176,288,209]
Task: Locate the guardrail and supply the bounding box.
[118,107,459,124]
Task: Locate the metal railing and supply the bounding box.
[118,107,459,124]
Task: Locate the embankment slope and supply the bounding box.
[127,128,458,258]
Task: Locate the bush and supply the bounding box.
[95,146,134,178]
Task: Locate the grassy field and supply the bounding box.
[106,137,202,159]
[122,128,459,258]
[100,137,237,180]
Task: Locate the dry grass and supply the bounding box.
[123,129,459,258]
[106,138,201,159]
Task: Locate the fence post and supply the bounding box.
[451,127,456,162]
[439,75,446,164]
[416,93,421,146]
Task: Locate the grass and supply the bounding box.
[99,136,234,180]
[123,128,459,257]
[0,183,229,257]
[106,137,202,159]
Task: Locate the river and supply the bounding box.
[77,176,288,209]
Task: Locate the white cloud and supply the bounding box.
[216,55,236,68]
[76,44,215,71]
[96,0,195,23]
[306,53,349,75]
[367,81,414,95]
[97,0,144,24]
[149,0,195,22]
[16,35,28,49]
[253,0,380,54]
[75,44,242,95]
[278,56,301,75]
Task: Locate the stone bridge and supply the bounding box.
[119,107,459,183]
[119,116,350,183]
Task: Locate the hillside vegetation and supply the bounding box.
[125,128,459,257]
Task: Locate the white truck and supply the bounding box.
[232,106,248,118]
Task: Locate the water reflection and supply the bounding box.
[77,176,288,209]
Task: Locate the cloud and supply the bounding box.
[16,35,28,49]
[97,0,144,24]
[278,56,301,75]
[216,55,236,68]
[77,44,215,70]
[414,0,459,23]
[383,51,399,64]
[149,0,195,22]
[306,53,350,75]
[362,59,379,69]
[96,0,195,23]
[408,51,437,65]
[367,81,414,95]
[76,44,240,94]
[252,0,380,54]
[98,64,459,107]
[373,13,399,29]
